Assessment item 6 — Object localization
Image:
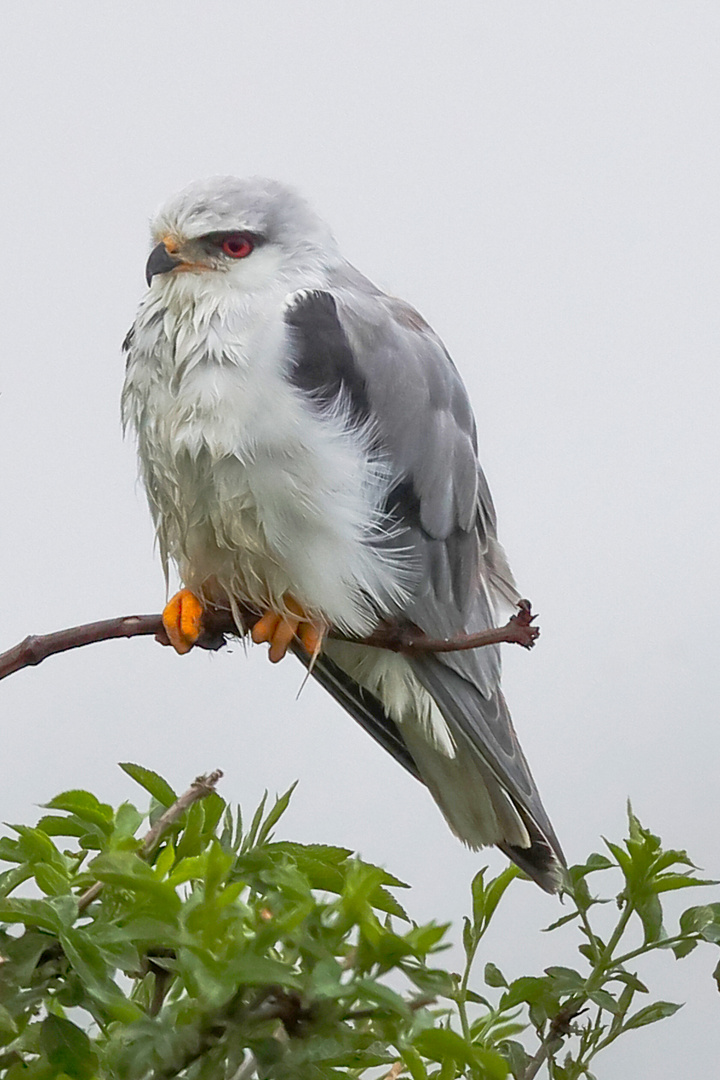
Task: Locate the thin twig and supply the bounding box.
[381,1064,405,1080]
[521,1001,585,1080]
[0,601,539,683]
[77,770,223,914]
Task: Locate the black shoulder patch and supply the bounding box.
[284,290,370,424]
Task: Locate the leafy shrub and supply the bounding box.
[0,767,718,1079]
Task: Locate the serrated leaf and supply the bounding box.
[9,825,69,868]
[370,884,409,921]
[0,897,64,933]
[655,874,718,893]
[119,763,177,808]
[622,1000,682,1030]
[35,814,89,838]
[42,791,113,833]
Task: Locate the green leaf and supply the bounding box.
[543,910,581,932]
[501,976,553,1010]
[256,782,298,846]
[498,1038,530,1080]
[483,866,520,924]
[622,1000,682,1030]
[680,905,716,934]
[40,1015,98,1079]
[88,852,181,916]
[0,897,64,933]
[173,798,205,862]
[0,1004,18,1045]
[636,892,664,944]
[672,938,697,959]
[655,874,718,893]
[471,867,487,928]
[35,814,90,838]
[414,1029,509,1077]
[243,791,268,851]
[220,952,301,987]
[42,791,113,833]
[34,864,70,897]
[611,971,648,993]
[119,763,177,808]
[401,1046,429,1080]
[603,838,633,878]
[462,916,475,959]
[114,801,143,840]
[545,966,585,994]
[588,989,622,1015]
[59,927,141,1020]
[485,962,508,988]
[414,1027,475,1065]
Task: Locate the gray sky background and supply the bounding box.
[1,3,718,1075]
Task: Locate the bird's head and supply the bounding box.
[145,176,339,293]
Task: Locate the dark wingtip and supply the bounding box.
[499,839,567,893]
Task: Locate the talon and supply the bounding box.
[162,589,204,654]
[251,596,326,664]
[269,616,300,663]
[252,611,281,645]
[298,622,324,656]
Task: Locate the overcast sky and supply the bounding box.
[1,3,719,1075]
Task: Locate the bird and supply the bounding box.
[122,176,565,891]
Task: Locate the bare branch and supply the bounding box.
[521,1000,586,1080]
[0,601,539,683]
[77,769,223,914]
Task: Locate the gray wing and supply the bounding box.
[284,280,564,887]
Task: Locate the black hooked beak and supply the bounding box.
[145,242,182,286]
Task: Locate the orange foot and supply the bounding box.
[251,596,326,663]
[162,589,204,655]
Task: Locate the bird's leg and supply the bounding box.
[251,595,326,664]
[161,589,205,655]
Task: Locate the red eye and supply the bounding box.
[221,234,254,258]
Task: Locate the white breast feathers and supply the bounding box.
[122,282,410,634]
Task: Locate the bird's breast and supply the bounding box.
[123,293,410,632]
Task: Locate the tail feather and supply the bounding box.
[309,641,565,892]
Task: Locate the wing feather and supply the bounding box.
[282,279,564,887]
